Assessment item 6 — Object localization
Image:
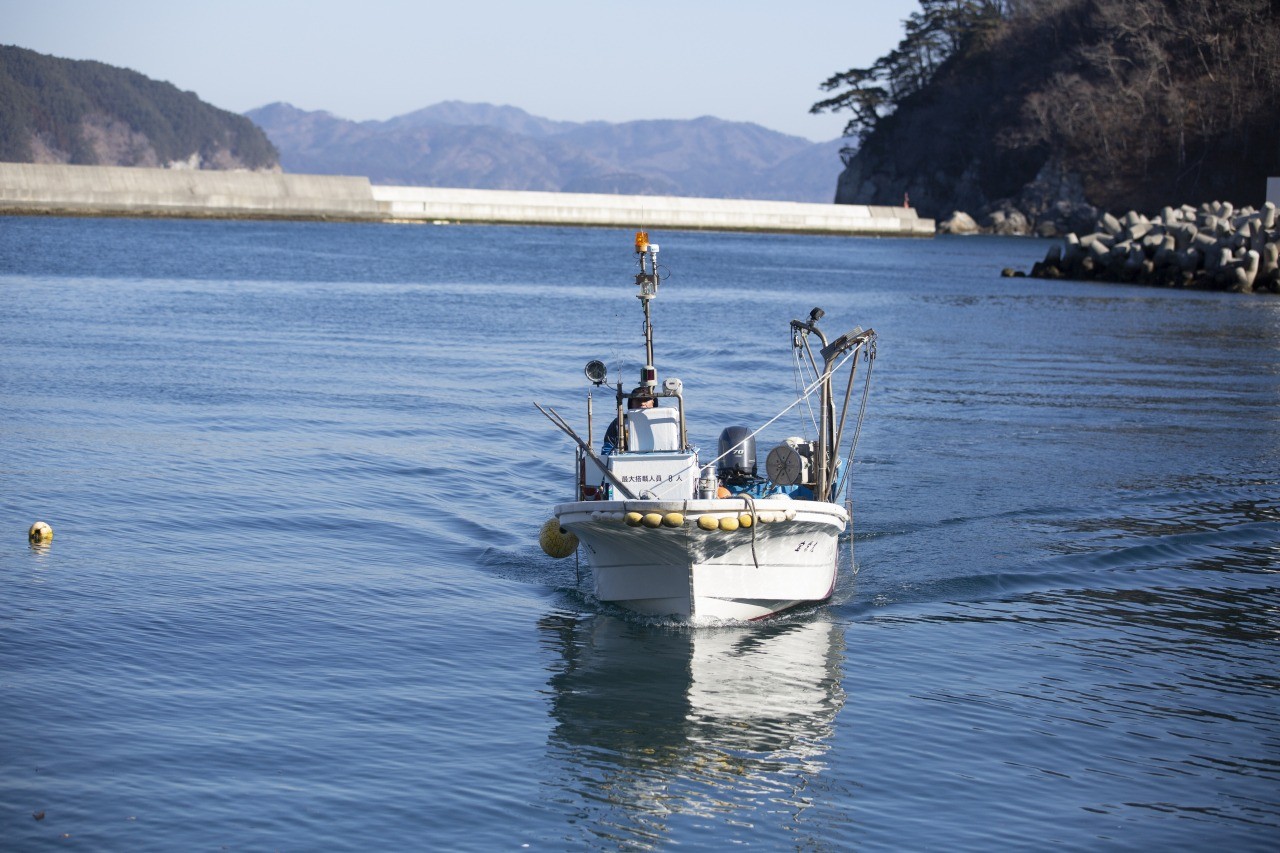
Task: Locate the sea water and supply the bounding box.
[1,217,1277,849]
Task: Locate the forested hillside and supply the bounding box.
[0,45,277,170]
[815,0,1280,232]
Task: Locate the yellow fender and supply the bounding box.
[539,518,578,558]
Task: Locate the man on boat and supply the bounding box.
[600,387,655,456]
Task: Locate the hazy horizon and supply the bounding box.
[2,0,918,142]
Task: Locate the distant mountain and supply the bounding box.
[0,45,277,170]
[382,101,581,137]
[245,101,843,202]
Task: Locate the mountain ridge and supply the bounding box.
[246,101,845,202]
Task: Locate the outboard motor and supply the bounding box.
[717,426,757,486]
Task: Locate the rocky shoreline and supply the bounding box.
[1005,201,1280,295]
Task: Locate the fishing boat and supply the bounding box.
[537,232,876,622]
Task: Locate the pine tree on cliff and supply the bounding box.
[812,0,1003,145]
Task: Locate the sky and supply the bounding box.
[4,0,920,142]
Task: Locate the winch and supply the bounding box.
[766,437,816,486]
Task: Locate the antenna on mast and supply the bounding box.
[634,231,660,392]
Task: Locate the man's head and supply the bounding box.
[628,387,656,410]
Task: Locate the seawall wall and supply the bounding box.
[0,163,381,219]
[0,162,935,236]
[371,185,932,236]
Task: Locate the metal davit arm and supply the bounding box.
[829,330,875,466]
[826,328,877,502]
[790,309,876,503]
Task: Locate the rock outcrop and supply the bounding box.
[938,211,979,235]
[831,1,1279,237]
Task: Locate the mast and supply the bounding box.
[792,308,832,502]
[817,342,837,502]
[634,231,660,393]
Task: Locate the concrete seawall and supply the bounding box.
[0,163,381,219]
[0,162,935,237]
[371,185,931,235]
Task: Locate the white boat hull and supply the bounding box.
[554,498,847,622]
